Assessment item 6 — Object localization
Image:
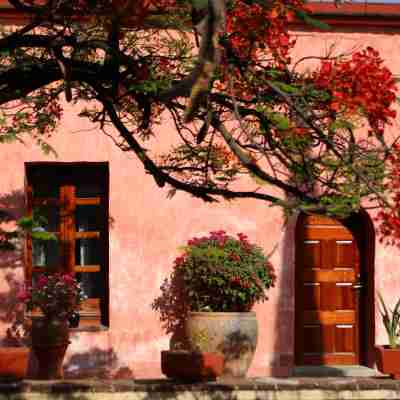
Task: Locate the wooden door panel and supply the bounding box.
[303,326,323,353]
[303,270,356,283]
[303,284,321,310]
[303,241,321,267]
[335,284,355,310]
[302,227,353,241]
[334,241,355,268]
[335,326,354,353]
[296,215,360,365]
[320,282,336,311]
[303,325,335,353]
[304,310,355,325]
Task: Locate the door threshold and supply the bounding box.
[292,365,381,377]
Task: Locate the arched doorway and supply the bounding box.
[294,211,375,366]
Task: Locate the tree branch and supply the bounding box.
[95,86,290,206]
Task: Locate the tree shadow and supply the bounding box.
[0,190,26,346]
[219,330,257,378]
[133,380,251,400]
[62,346,134,379]
[0,189,25,270]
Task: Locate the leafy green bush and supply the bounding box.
[176,230,276,312]
[153,230,276,332]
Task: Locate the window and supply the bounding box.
[25,162,109,328]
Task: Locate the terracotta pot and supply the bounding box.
[31,318,70,379]
[376,345,400,379]
[185,311,258,378]
[161,350,224,381]
[0,347,29,380]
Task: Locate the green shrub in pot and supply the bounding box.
[153,230,276,378]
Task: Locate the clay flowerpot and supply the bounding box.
[161,350,224,381]
[376,345,400,379]
[31,318,70,379]
[185,312,258,378]
[0,347,30,380]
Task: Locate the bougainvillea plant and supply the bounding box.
[152,230,275,334]
[0,1,400,244]
[18,273,87,320]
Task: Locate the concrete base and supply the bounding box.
[292,365,383,377]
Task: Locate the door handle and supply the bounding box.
[352,283,364,290]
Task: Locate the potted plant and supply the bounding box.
[375,292,400,378]
[18,272,86,379]
[153,230,276,378]
[0,287,31,380]
[0,210,53,381]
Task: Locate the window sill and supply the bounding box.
[69,325,108,333]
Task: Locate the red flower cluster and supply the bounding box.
[19,273,86,320]
[226,0,303,65]
[313,47,397,136]
[230,275,251,289]
[187,230,228,248]
[376,144,400,247]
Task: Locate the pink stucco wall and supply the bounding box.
[1,24,400,378]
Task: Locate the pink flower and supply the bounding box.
[36,275,48,288]
[62,273,75,285]
[174,256,185,266]
[16,289,29,302]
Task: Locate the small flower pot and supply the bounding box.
[161,350,224,381]
[0,347,30,380]
[375,345,400,378]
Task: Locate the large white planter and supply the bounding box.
[185,311,258,378]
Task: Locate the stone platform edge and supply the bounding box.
[1,378,400,400]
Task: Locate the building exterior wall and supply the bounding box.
[0,24,400,378]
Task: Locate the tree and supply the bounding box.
[0,0,399,245]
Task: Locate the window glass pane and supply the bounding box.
[32,239,60,268]
[34,206,59,232]
[76,272,102,298]
[32,183,59,198]
[75,239,100,265]
[76,183,103,198]
[76,205,101,232]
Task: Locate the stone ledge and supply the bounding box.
[1,378,400,399]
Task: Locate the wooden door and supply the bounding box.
[295,214,362,365]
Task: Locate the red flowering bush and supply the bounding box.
[18,273,87,320]
[154,230,275,322]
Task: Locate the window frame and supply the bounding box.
[25,162,110,328]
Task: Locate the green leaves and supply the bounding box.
[329,119,355,132]
[271,81,300,95]
[17,210,57,241]
[268,112,290,131]
[189,0,208,10]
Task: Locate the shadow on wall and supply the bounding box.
[270,214,297,377]
[0,189,25,269]
[0,190,26,346]
[63,346,135,379]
